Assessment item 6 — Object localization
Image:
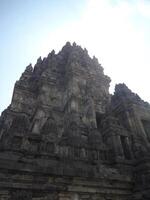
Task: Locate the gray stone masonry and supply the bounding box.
[0,42,150,199]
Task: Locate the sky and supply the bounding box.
[0,0,150,114]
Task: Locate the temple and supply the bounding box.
[0,42,150,200]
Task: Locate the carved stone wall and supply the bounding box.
[0,43,150,199]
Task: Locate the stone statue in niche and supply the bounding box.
[68,121,79,137]
[21,138,30,151]
[10,115,29,134]
[11,136,22,149]
[1,116,29,149]
[31,109,47,134]
[41,117,58,141]
[133,142,147,158]
[40,141,54,153]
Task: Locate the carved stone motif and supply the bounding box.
[0,43,150,199]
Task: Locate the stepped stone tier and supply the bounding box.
[0,42,150,200]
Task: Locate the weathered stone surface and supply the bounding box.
[0,42,150,199]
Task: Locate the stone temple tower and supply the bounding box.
[0,42,150,200]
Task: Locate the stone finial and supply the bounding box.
[48,50,55,58]
[65,41,71,46]
[93,56,98,63]
[51,50,55,55]
[37,56,42,64]
[84,48,88,54]
[25,64,33,73]
[115,83,132,94]
[73,42,77,46]
[19,64,33,81]
[60,42,72,55]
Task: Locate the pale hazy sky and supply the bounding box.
[0,0,150,114]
